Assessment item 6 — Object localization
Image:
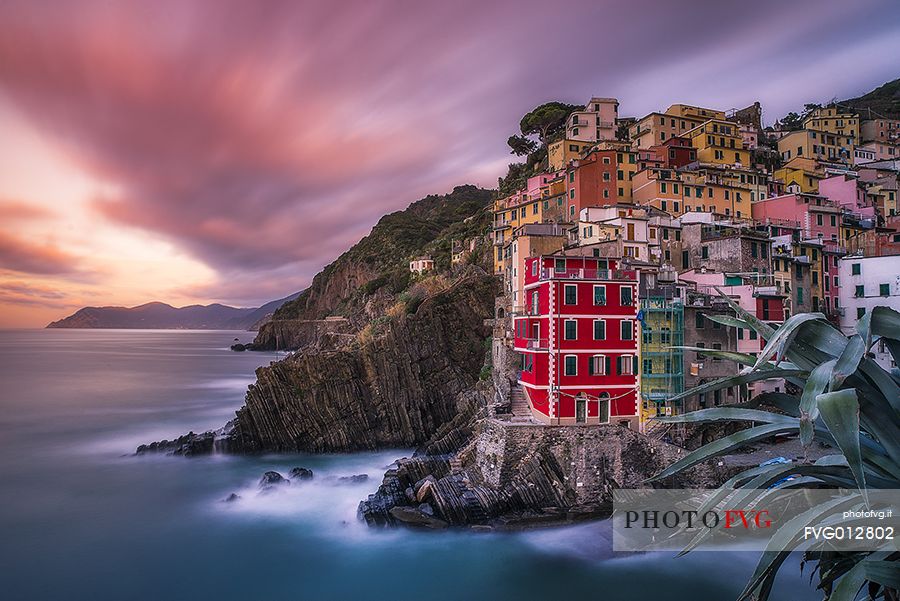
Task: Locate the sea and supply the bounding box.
[0,329,819,600]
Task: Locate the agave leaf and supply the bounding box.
[828,559,865,601]
[664,369,807,404]
[856,308,874,350]
[754,312,825,371]
[739,495,863,601]
[740,392,802,417]
[654,407,797,425]
[816,389,867,501]
[675,346,764,368]
[649,423,796,481]
[713,286,776,340]
[831,336,865,391]
[863,559,900,591]
[858,359,900,413]
[799,359,836,446]
[702,313,751,329]
[869,306,900,341]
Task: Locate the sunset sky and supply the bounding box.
[1,0,899,327]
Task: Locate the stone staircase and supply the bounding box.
[510,385,532,420]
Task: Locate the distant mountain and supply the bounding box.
[838,77,900,119]
[46,292,301,330]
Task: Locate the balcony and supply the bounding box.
[540,267,637,281]
[522,338,550,350]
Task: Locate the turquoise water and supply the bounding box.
[0,329,819,600]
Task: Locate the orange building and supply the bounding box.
[565,149,618,218]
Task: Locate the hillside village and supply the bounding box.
[485,94,900,435]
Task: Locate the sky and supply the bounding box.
[1,0,899,327]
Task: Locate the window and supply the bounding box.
[521,353,533,373]
[564,319,577,340]
[643,330,652,344]
[593,320,606,340]
[642,358,653,375]
[737,328,744,340]
[749,329,758,340]
[564,284,577,305]
[620,286,633,306]
[618,355,634,375]
[695,313,704,328]
[564,355,577,376]
[851,263,861,275]
[620,320,633,340]
[880,283,890,297]
[531,291,539,315]
[797,288,804,305]
[696,342,706,360]
[555,258,566,273]
[751,242,758,258]
[712,343,722,360]
[855,285,864,298]
[589,355,607,375]
[593,285,606,305]
[857,307,866,320]
[701,246,709,259]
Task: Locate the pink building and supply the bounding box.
[751,193,842,243]
[818,175,876,219]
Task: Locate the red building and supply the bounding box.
[513,254,640,427]
[565,149,618,219]
[650,136,696,168]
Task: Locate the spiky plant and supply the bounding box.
[651,291,900,601]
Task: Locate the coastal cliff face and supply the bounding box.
[253,184,494,350]
[358,419,718,529]
[219,274,497,453]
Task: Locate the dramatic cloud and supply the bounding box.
[0,0,898,326]
[0,231,80,275]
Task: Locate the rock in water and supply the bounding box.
[224,493,241,503]
[258,471,289,490]
[338,474,368,484]
[289,467,314,480]
[389,506,448,529]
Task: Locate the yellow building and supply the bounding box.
[666,104,725,121]
[683,119,751,166]
[492,184,568,274]
[774,157,824,194]
[548,139,594,171]
[631,167,752,218]
[803,106,860,141]
[778,129,854,164]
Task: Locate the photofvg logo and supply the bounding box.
[612,489,899,552]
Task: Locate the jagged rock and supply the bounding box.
[224,493,241,503]
[138,273,496,456]
[289,467,314,480]
[415,476,436,503]
[230,343,248,352]
[388,506,448,529]
[418,503,434,516]
[228,275,497,453]
[337,474,369,484]
[259,471,288,489]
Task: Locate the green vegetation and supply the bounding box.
[839,77,900,120]
[653,293,900,600]
[498,100,580,196]
[272,185,493,321]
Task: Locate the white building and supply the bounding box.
[838,254,900,370]
[409,257,434,274]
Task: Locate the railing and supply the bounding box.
[522,338,550,350]
[540,268,637,281]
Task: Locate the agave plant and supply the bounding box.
[650,290,900,601]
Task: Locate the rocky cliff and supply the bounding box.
[139,272,497,455]
[230,274,497,452]
[253,184,494,349]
